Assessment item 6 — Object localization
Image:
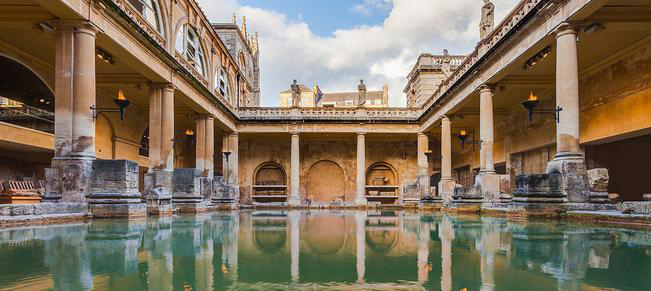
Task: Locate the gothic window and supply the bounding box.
[216,68,231,100]
[176,24,206,77]
[127,0,163,34]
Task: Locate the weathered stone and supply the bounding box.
[587,168,609,192]
[512,173,565,203]
[143,170,173,216]
[499,175,510,194]
[546,158,589,203]
[88,160,146,218]
[643,194,651,201]
[621,202,651,215]
[172,168,206,213]
[43,167,62,202]
[49,158,94,202]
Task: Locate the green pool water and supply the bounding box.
[1,211,650,290]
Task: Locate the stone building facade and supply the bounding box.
[279,83,389,108]
[1,0,651,219]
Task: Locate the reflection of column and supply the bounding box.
[439,116,455,202]
[417,219,430,283]
[479,219,499,291]
[355,132,368,205]
[289,132,300,206]
[439,215,454,291]
[289,211,300,282]
[417,133,430,198]
[355,211,367,282]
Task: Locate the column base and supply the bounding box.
[90,203,147,218]
[513,173,566,203]
[88,160,146,218]
[174,202,207,213]
[47,158,94,202]
[438,179,456,203]
[475,172,500,203]
[546,155,589,203]
[287,197,301,207]
[354,195,368,206]
[144,170,173,216]
[172,168,205,213]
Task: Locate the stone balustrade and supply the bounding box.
[238,107,421,122]
[109,0,166,47]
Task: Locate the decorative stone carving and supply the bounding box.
[291,80,301,107]
[358,79,367,106]
[587,168,609,192]
[480,0,495,39]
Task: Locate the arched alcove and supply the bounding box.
[306,160,346,203]
[365,162,399,203]
[252,162,287,202]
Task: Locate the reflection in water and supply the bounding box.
[1,211,651,290]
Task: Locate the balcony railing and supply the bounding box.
[238,107,421,122]
[110,0,166,47]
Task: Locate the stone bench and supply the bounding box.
[0,181,43,204]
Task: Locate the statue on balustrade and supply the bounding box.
[291,79,301,107]
[357,79,367,106]
[480,0,495,39]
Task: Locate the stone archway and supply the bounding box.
[306,160,345,203]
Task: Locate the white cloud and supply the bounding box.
[351,0,392,17]
[197,0,520,107]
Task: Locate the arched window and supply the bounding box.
[176,24,206,76]
[128,0,163,34]
[216,68,231,100]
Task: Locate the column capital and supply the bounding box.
[555,22,578,39]
[229,132,239,137]
[441,115,451,123]
[356,131,366,136]
[479,84,495,93]
[290,130,300,136]
[417,132,428,138]
[150,82,176,92]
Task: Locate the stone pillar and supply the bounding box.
[227,133,239,201]
[71,22,98,159]
[288,132,301,206]
[546,22,589,203]
[355,211,367,282]
[477,85,500,202]
[144,84,174,215]
[205,117,214,178]
[46,21,99,203]
[195,117,206,172]
[195,115,214,203]
[355,132,368,205]
[439,116,455,202]
[417,133,431,199]
[88,160,146,218]
[289,211,300,282]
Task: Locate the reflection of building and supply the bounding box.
[279,83,389,107]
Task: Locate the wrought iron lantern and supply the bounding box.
[91,90,131,120]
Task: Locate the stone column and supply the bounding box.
[288,132,301,206]
[70,22,98,159]
[195,117,206,172]
[355,132,368,205]
[477,85,500,202]
[46,21,98,203]
[417,133,431,199]
[355,211,367,282]
[439,116,455,202]
[205,116,214,178]
[289,211,300,282]
[546,22,589,202]
[160,85,175,170]
[228,133,239,199]
[144,84,174,215]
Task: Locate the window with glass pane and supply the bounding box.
[128,0,163,33]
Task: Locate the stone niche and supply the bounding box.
[172,168,206,213]
[88,160,146,218]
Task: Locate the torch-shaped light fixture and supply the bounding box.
[457,130,469,148]
[92,90,132,120]
[520,91,562,123]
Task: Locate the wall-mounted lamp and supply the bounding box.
[520,92,562,123]
[457,130,482,149]
[91,90,131,120]
[96,48,115,65]
[172,129,196,146]
[522,46,551,70]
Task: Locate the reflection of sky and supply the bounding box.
[1,212,651,290]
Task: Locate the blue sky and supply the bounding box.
[198,0,520,106]
[237,0,391,36]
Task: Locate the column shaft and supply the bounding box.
[53,22,74,158]
[479,85,495,173]
[195,117,206,172]
[148,87,162,170]
[417,133,430,198]
[555,23,581,157]
[441,117,452,181]
[228,133,239,186]
[355,133,367,205]
[71,23,98,158]
[289,133,300,206]
[205,117,214,178]
[160,85,175,170]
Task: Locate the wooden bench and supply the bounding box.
[0,181,43,204]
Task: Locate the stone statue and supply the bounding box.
[357,79,367,106]
[480,0,495,39]
[442,49,452,77]
[290,80,301,107]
